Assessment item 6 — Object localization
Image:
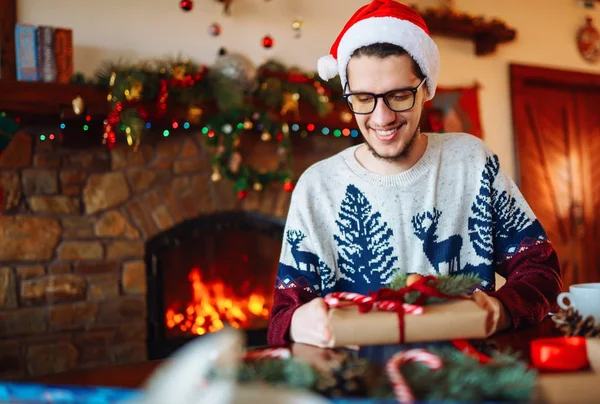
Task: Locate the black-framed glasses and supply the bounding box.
[343,78,426,114]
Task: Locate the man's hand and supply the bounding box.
[290,297,331,347]
[472,290,511,335]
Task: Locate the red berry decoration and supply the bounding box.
[237,190,249,199]
[261,35,274,49]
[180,0,194,11]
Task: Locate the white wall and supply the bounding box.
[17,0,600,179]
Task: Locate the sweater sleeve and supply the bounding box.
[266,176,329,346]
[485,156,563,329]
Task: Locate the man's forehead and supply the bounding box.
[346,56,419,92]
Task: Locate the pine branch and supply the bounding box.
[388,273,482,304]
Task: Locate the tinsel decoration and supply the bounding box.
[552,307,600,338]
[389,273,482,304]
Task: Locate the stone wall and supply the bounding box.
[0,129,354,379]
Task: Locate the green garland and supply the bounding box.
[208,346,536,402]
[81,56,346,195]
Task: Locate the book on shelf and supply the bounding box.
[13,23,73,84]
[37,25,57,82]
[15,23,39,82]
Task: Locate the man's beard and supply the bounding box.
[365,125,421,163]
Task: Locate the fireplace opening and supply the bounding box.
[145,211,284,360]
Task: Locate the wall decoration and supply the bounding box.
[577,17,600,63]
[422,84,483,139]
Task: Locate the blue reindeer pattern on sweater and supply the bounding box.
[411,208,463,273]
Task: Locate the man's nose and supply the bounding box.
[369,97,396,126]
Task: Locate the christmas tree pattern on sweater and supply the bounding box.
[463,154,546,286]
[334,184,399,291]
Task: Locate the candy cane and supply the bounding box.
[243,347,291,360]
[386,349,443,403]
[324,291,424,315]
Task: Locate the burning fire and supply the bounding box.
[165,267,270,335]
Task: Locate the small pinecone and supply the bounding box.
[313,354,371,398]
[553,307,600,338]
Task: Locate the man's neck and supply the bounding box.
[354,134,429,175]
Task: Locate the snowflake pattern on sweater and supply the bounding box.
[273,133,547,297]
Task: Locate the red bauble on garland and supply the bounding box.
[261,35,274,49]
[180,0,194,11]
[283,179,294,192]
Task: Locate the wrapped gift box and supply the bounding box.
[535,339,600,403]
[327,298,490,347]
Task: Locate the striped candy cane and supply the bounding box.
[243,347,291,360]
[324,292,424,315]
[386,349,443,403]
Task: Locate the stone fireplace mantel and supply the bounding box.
[0,129,353,379]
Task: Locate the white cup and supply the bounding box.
[557,283,600,323]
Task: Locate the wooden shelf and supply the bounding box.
[0,80,109,116]
[417,6,517,56]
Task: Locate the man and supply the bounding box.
[267,0,562,347]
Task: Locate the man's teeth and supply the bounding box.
[375,128,397,136]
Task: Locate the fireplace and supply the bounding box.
[145,211,284,360]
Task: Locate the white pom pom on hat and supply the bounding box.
[317,0,440,100]
[317,54,339,82]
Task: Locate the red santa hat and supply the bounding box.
[317,0,440,100]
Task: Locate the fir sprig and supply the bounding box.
[207,347,536,403]
[398,347,536,403]
[388,273,482,305]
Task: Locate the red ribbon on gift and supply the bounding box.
[531,336,589,371]
[324,276,467,343]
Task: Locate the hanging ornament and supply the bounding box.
[228,152,243,173]
[211,168,222,182]
[261,131,272,142]
[237,190,249,199]
[577,17,600,63]
[283,179,294,192]
[187,106,203,124]
[340,111,353,123]
[71,96,85,115]
[280,92,300,118]
[209,23,222,37]
[213,53,258,91]
[125,81,143,101]
[215,0,233,15]
[261,35,274,49]
[172,65,187,80]
[291,17,303,38]
[253,182,263,192]
[180,0,194,12]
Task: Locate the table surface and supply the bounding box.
[35,317,563,390]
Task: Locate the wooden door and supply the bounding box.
[511,64,600,288]
[577,90,600,282]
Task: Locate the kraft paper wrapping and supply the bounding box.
[326,299,490,347]
[535,339,600,404]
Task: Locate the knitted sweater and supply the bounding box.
[267,133,562,345]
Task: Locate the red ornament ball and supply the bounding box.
[180,0,194,11]
[261,35,274,49]
[283,180,294,192]
[237,190,249,199]
[209,23,222,37]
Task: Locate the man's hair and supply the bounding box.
[349,43,425,81]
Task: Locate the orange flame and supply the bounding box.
[165,267,270,335]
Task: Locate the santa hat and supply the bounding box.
[317,0,440,100]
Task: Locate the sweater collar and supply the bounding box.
[341,133,442,187]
